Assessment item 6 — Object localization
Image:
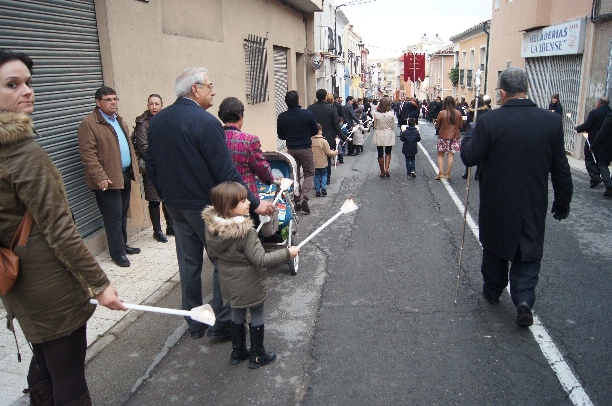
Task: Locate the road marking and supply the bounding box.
[418,140,594,406]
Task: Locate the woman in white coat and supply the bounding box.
[372,96,396,178]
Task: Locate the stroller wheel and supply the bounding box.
[289,235,299,275]
[289,255,299,275]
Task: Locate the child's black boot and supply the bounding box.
[230,322,250,365]
[248,324,276,369]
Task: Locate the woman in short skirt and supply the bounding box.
[434,96,463,180]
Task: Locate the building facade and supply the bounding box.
[345,24,365,99]
[450,21,491,103]
[313,0,346,98]
[428,45,456,101]
[0,0,321,251]
[487,0,612,157]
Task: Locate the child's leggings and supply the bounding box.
[231,303,265,327]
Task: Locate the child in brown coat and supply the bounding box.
[311,124,338,196]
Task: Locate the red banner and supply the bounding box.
[403,52,425,83]
[417,53,426,81]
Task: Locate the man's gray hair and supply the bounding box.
[498,67,528,96]
[598,96,609,106]
[175,67,208,97]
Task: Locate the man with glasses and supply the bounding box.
[78,86,141,267]
[146,68,274,340]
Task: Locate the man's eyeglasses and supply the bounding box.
[99,97,119,102]
[195,82,214,90]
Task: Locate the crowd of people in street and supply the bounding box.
[2,44,611,404]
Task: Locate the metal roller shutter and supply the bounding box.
[525,55,582,154]
[0,0,104,236]
[273,46,288,151]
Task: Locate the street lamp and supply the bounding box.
[473,67,483,119]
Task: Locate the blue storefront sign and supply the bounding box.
[521,18,586,58]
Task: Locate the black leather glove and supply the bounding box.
[551,201,570,221]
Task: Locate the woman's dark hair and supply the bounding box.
[442,96,457,125]
[0,49,33,73]
[209,181,248,218]
[377,96,391,113]
[148,93,163,103]
[218,97,244,124]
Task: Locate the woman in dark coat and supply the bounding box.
[0,49,125,405]
[548,93,563,116]
[133,94,174,242]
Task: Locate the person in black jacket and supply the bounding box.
[400,118,421,177]
[308,89,346,186]
[461,67,572,327]
[277,90,319,214]
[401,97,419,126]
[429,96,441,123]
[342,96,361,155]
[334,95,344,120]
[548,93,563,116]
[574,97,611,188]
[591,110,612,198]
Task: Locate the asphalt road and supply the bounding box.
[81,120,611,405]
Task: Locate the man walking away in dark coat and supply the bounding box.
[308,89,346,186]
[430,96,442,123]
[342,95,361,155]
[574,96,611,188]
[401,97,419,126]
[460,67,573,327]
[277,90,319,214]
[591,110,612,198]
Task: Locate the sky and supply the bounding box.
[340,0,493,59]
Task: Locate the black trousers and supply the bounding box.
[481,247,540,307]
[94,170,132,260]
[584,145,601,182]
[165,206,231,332]
[28,324,88,404]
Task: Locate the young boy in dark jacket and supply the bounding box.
[400,118,421,177]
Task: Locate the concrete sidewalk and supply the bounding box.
[0,227,180,406]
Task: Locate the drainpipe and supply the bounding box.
[482,21,490,95]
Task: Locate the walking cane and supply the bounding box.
[454,67,483,304]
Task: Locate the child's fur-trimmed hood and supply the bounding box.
[202,206,253,240]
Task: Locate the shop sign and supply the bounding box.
[521,19,586,58]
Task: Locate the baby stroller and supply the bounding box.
[256,151,300,275]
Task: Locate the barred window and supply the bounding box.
[244,35,269,105]
[467,69,473,87]
[459,69,465,86]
